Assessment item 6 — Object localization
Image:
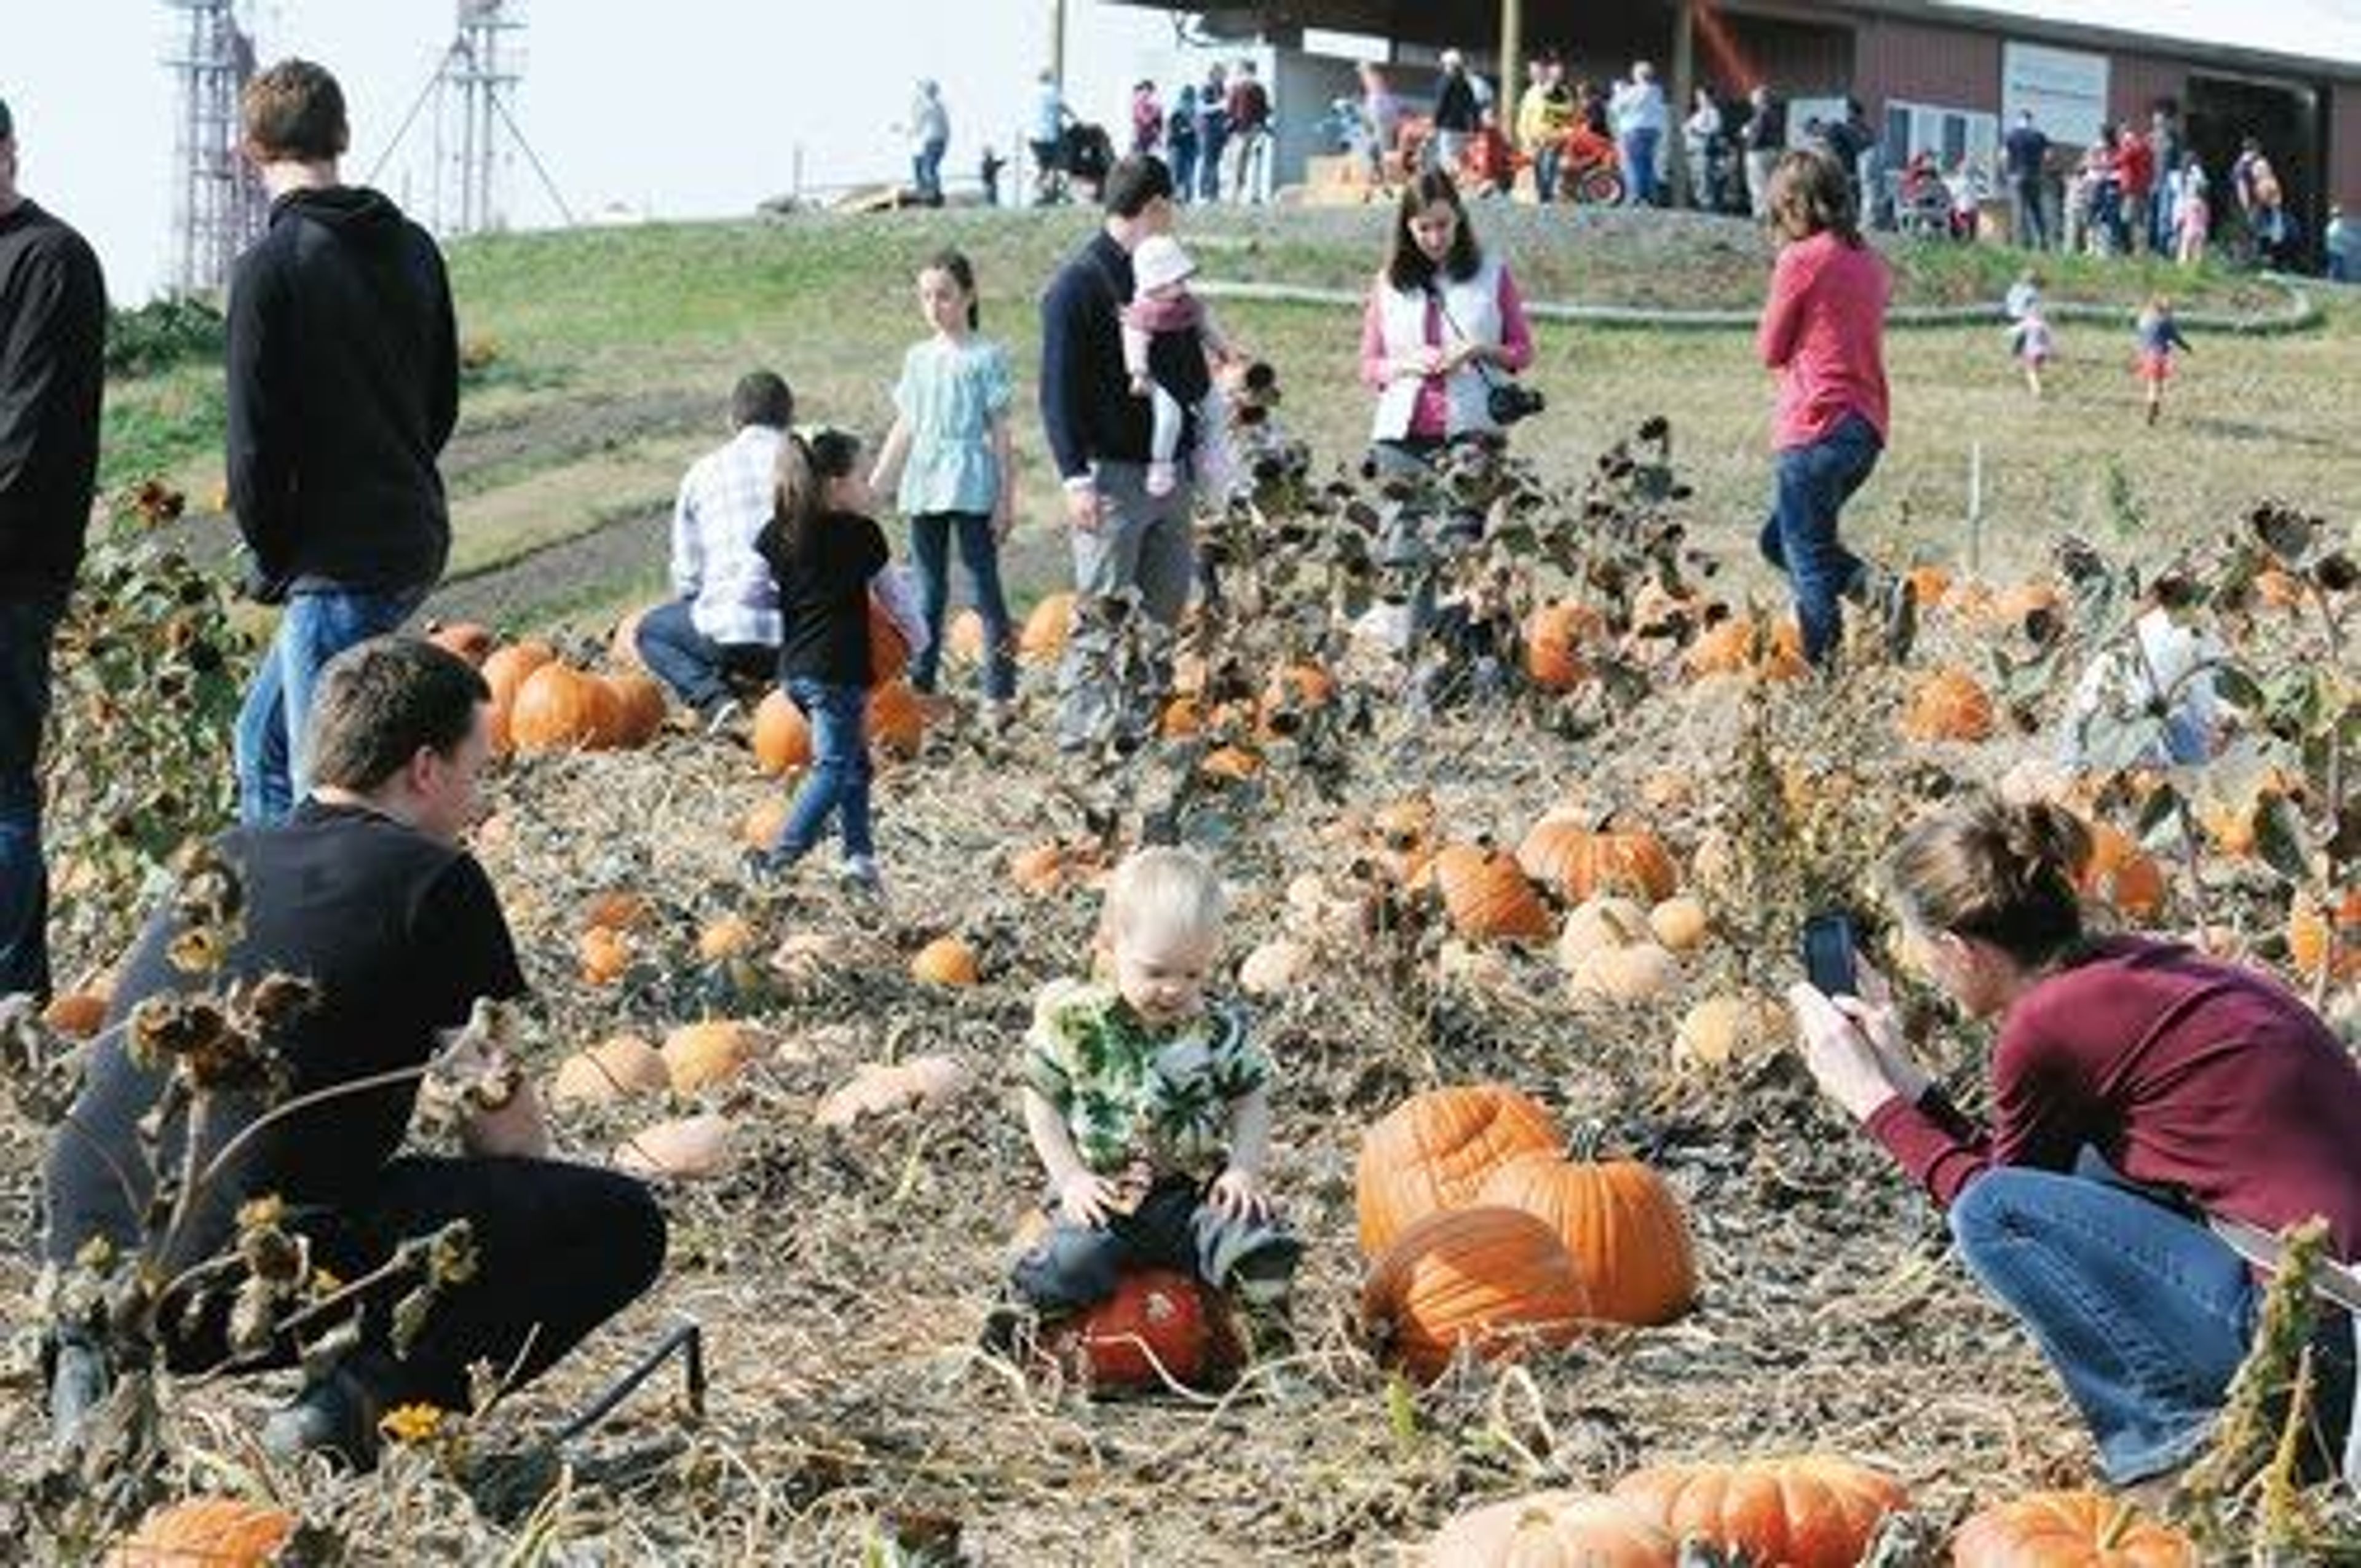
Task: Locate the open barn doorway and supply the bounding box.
[2186,74,2324,267]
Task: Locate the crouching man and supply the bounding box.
[42,636,666,1467]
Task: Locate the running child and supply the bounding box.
[2133,295,2190,426]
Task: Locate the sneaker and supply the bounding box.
[980,699,1014,736]
[260,1364,383,1472]
[977,1300,1039,1362]
[740,846,801,890]
[702,697,747,737]
[1144,460,1177,498]
[840,855,885,900]
[47,1337,108,1452]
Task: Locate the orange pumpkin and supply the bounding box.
[580,888,649,932]
[1905,564,1951,610]
[1425,1492,1677,1568]
[1034,1267,1241,1392]
[946,607,988,664]
[1019,591,1075,660]
[481,640,557,754]
[578,925,633,986]
[868,679,926,759]
[1952,1489,2196,1568]
[550,1034,671,1107]
[1010,842,1068,896]
[1524,601,1604,691]
[601,671,668,748]
[1517,818,1679,903]
[1611,1454,1908,1568]
[751,691,813,775]
[607,605,654,671]
[42,990,109,1039]
[660,1020,764,1094]
[2076,821,2167,923]
[1685,616,1806,682]
[911,935,981,987]
[1360,1205,1591,1383]
[741,795,791,850]
[108,1497,296,1567]
[508,662,621,753]
[1430,844,1553,942]
[1984,580,2065,633]
[2252,566,2305,610]
[1901,669,1998,743]
[1356,1083,1564,1257]
[1200,743,1265,782]
[2287,886,2360,983]
[867,596,912,688]
[1476,1154,1696,1326]
[1257,663,1336,733]
[424,619,496,666]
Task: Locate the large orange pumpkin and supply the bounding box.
[481,639,556,753]
[1952,1489,2196,1567]
[1902,668,1998,743]
[1612,1454,1909,1568]
[601,671,668,748]
[2076,821,2166,923]
[1361,1206,1590,1383]
[1019,592,1075,660]
[1476,1154,1697,1326]
[1425,1491,1677,1568]
[108,1497,296,1567]
[1524,601,1604,691]
[869,679,926,759]
[1035,1267,1240,1392]
[1517,818,1678,903]
[1430,844,1553,942]
[508,662,620,753]
[751,690,813,775]
[1356,1084,1564,1257]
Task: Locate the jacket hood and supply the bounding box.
[273,185,408,247]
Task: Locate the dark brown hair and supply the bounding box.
[306,637,489,793]
[1766,147,1861,247]
[730,371,794,430]
[1385,169,1482,293]
[769,427,864,561]
[923,248,981,329]
[1885,796,2092,969]
[241,59,350,164]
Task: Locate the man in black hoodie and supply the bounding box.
[227,60,457,826]
[0,95,107,1000]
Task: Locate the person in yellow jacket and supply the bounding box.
[1515,52,1575,203]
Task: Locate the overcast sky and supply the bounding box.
[8,1,1239,302]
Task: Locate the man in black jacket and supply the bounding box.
[0,95,106,1000]
[1038,154,1206,751]
[227,60,458,826]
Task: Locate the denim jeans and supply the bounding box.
[1758,413,1881,665]
[1952,1160,2356,1484]
[1011,1174,1301,1315]
[912,138,947,204]
[0,596,64,999]
[1620,127,1662,205]
[1197,127,1228,202]
[1533,143,1564,204]
[2012,177,2049,249]
[907,512,1015,700]
[235,587,427,826]
[635,598,773,713]
[767,677,872,863]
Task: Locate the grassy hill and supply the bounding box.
[100,205,2359,638]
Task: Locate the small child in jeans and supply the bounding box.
[1122,235,1233,497]
[1004,847,1300,1367]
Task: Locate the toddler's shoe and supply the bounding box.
[740,846,801,891]
[839,855,886,900]
[260,1361,384,1473]
[1144,460,1177,497]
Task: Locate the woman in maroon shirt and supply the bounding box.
[1792,796,2360,1493]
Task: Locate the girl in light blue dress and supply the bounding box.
[868,249,1018,715]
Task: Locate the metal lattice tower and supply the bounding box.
[164,0,266,296]
[439,0,526,236]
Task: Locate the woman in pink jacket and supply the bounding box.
[1755,147,1907,667]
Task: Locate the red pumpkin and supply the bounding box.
[1612,1454,1908,1568]
[1952,1489,2196,1567]
[1360,1206,1590,1383]
[1035,1268,1240,1392]
[1358,1083,1564,1257]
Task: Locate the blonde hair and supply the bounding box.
[1103,847,1227,951]
[1884,796,2091,969]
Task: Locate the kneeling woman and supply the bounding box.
[1791,797,2360,1490]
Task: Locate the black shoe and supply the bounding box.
[47,1338,108,1452]
[260,1363,384,1472]
[977,1301,1038,1362]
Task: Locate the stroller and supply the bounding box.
[1058,121,1115,202]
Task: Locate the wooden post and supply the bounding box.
[1500,0,1524,143]
[1670,0,1696,207]
[1968,440,1985,575]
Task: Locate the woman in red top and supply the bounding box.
[1754,148,1902,668]
[1792,796,2360,1493]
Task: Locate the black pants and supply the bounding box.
[157,1155,666,1408]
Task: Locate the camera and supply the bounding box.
[1486,379,1546,426]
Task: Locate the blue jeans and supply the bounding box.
[767,677,872,864]
[907,512,1015,700]
[1952,1160,2355,1484]
[1011,1174,1300,1315]
[1533,143,1563,204]
[1758,413,1881,665]
[1197,127,1227,201]
[1169,141,1198,203]
[635,598,772,713]
[234,587,426,826]
[0,596,64,999]
[1620,127,1661,205]
[912,138,947,204]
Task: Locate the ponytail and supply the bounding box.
[1886,796,2090,968]
[768,427,863,561]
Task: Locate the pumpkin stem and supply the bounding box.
[2098,1498,2138,1550]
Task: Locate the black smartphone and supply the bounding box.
[1801,910,1861,998]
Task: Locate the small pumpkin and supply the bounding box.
[2077,821,2167,923]
[868,679,927,759]
[1554,896,1653,972]
[1611,1454,1908,1568]
[1674,995,1792,1069]
[2287,886,2360,983]
[1360,1205,1591,1383]
[1684,616,1806,682]
[1200,743,1266,782]
[1034,1267,1240,1392]
[696,914,758,963]
[1952,1489,2196,1568]
[946,607,988,664]
[1356,1083,1564,1257]
[1648,897,1709,952]
[1019,591,1075,660]
[425,619,496,666]
[1257,662,1336,733]
[42,989,109,1039]
[1523,601,1605,691]
[741,795,792,850]
[613,1112,736,1181]
[1010,842,1069,895]
[660,1020,764,1094]
[509,662,622,753]
[1238,937,1311,998]
[1905,564,1951,609]
[481,639,558,753]
[911,935,981,988]
[1476,1154,1697,1326]
[1518,818,1679,904]
[1423,1491,1677,1568]
[1431,844,1553,943]
[108,1497,296,1568]
[1566,941,1679,1004]
[550,1034,671,1107]
[1902,668,1998,743]
[815,1054,976,1127]
[1985,579,2064,632]
[580,888,649,933]
[751,690,813,775]
[577,925,634,986]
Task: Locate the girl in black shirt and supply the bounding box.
[749,429,893,890]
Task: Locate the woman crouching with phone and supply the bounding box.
[1790,795,2361,1497]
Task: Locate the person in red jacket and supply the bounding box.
[1754,148,1909,668]
[1790,795,2361,1496]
